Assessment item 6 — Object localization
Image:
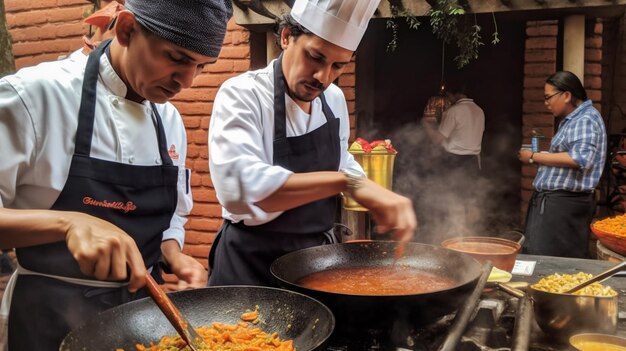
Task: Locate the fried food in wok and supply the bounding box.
[120,309,295,351]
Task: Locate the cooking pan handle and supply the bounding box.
[329,223,353,243]
[438,262,493,351]
[511,294,533,351]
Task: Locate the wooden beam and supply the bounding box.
[376,0,626,17]
[563,15,585,81]
[233,0,626,27]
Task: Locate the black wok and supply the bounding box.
[270,241,482,334]
[60,286,334,351]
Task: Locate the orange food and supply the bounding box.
[593,214,626,236]
[297,266,455,295]
[128,309,294,351]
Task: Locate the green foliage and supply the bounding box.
[0,0,15,77]
[385,0,500,69]
[386,4,421,52]
[427,0,464,44]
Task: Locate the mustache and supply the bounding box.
[304,80,324,90]
[164,84,182,94]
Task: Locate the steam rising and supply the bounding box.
[357,120,522,244]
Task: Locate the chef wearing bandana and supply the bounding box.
[0,0,231,349]
[208,0,417,286]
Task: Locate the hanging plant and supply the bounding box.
[386,4,421,52]
[386,0,500,69]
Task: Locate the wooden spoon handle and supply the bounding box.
[145,275,196,349]
[565,260,626,294]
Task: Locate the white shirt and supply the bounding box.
[209,59,364,225]
[439,98,485,155]
[0,51,192,248]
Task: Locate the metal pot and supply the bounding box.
[498,282,618,342]
[570,333,626,350]
[270,241,482,335]
[60,286,335,351]
[531,286,618,341]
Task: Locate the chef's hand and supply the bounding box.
[352,178,417,242]
[518,149,533,164]
[161,240,207,290]
[63,211,147,293]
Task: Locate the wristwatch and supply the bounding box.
[341,169,365,197]
[529,152,535,164]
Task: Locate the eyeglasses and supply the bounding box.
[544,91,563,101]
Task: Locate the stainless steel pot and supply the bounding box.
[530,287,617,341]
[497,282,618,341]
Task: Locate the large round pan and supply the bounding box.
[60,286,334,351]
[270,241,482,334]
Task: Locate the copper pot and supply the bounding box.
[441,235,523,272]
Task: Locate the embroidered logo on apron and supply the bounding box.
[82,197,137,213]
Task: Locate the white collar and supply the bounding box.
[98,54,128,99]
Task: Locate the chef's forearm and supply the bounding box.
[160,239,182,265]
[0,208,69,248]
[532,152,579,168]
[255,172,346,212]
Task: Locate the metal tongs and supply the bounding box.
[145,274,206,351]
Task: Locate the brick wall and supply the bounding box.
[521,20,558,215]
[171,20,251,268]
[6,0,89,68]
[520,19,605,218]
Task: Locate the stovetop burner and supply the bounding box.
[325,290,571,351]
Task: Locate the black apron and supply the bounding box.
[523,190,595,258]
[208,54,341,286]
[8,40,178,350]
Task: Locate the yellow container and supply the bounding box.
[343,150,396,211]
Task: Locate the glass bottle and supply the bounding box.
[531,129,544,153]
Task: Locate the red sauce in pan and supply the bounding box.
[297,266,456,295]
[446,242,517,255]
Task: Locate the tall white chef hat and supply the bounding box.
[290,0,381,51]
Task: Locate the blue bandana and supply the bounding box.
[125,0,232,57]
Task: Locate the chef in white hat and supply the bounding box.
[208,0,417,286]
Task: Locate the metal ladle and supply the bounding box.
[564,260,626,294]
[145,274,206,351]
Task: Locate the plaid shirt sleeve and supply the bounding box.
[567,116,600,171]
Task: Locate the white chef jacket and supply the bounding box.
[0,51,192,249]
[209,59,364,226]
[439,98,485,156]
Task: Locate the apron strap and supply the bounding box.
[74,39,111,156]
[272,54,289,158]
[150,103,174,166]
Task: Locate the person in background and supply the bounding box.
[208,0,417,286]
[60,0,125,62]
[518,71,607,258]
[0,0,231,349]
[81,0,126,54]
[422,84,485,236]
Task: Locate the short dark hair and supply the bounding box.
[274,13,313,47]
[546,71,588,103]
[445,80,468,96]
